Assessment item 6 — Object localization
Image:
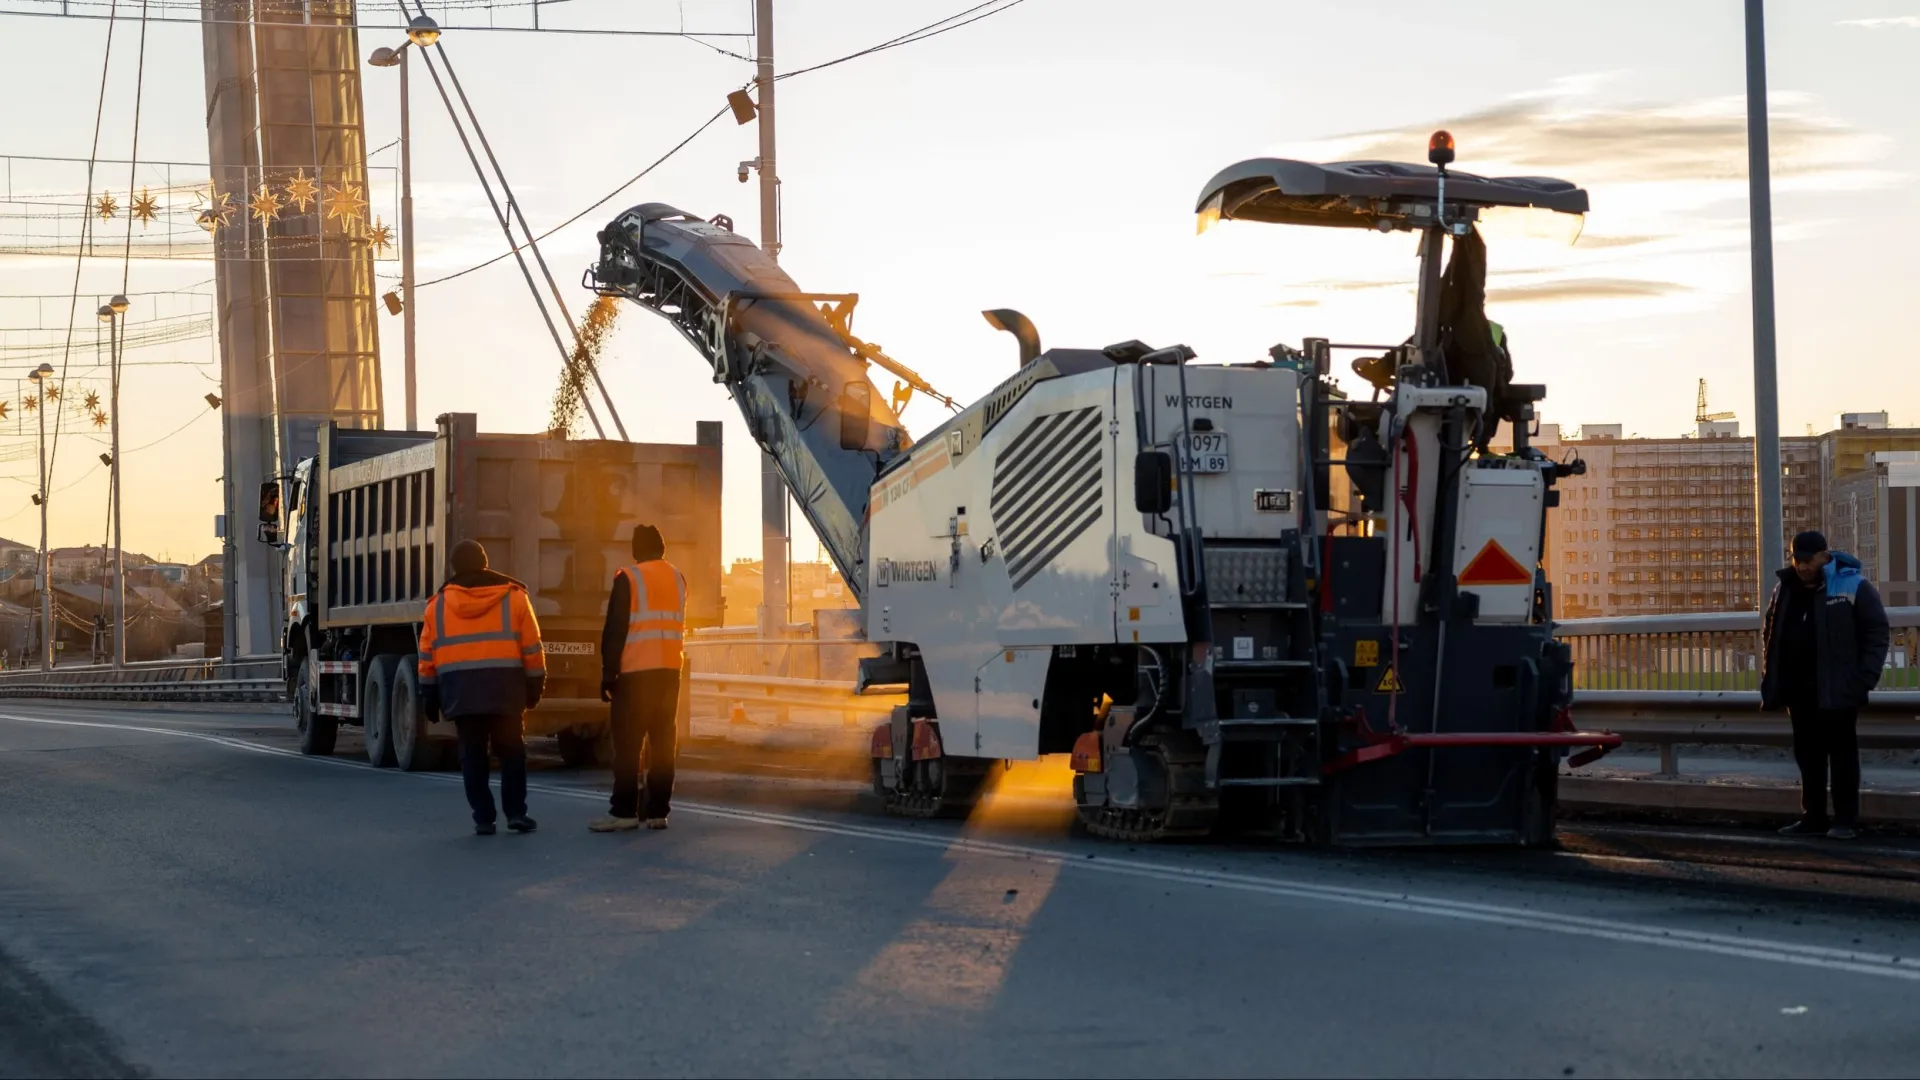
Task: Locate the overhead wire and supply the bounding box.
[415,0,628,438]
[45,0,121,502]
[408,24,608,437]
[413,0,1034,291]
[0,1,752,39]
[774,0,1028,82]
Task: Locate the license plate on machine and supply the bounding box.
[1180,432,1229,473]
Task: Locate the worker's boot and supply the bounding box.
[589,816,640,833]
[644,816,669,830]
[507,815,538,834]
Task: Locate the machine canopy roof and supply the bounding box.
[1195,158,1588,231]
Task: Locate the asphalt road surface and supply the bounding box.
[4,702,1920,1079]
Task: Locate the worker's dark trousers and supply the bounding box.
[609,669,680,820]
[454,713,528,825]
[1788,706,1860,827]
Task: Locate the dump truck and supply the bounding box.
[263,412,722,770]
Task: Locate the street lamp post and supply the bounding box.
[369,15,438,432]
[98,295,128,667]
[27,362,52,671]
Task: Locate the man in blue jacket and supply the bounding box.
[1760,530,1891,840]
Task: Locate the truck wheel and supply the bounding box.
[295,655,337,756]
[363,654,400,768]
[390,656,437,772]
[557,728,613,768]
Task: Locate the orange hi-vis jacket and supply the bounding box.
[616,559,686,673]
[417,574,545,717]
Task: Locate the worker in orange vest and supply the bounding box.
[590,524,686,832]
[419,539,546,836]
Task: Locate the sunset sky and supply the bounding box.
[0,0,1915,566]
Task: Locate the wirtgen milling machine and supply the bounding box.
[588,134,1619,846]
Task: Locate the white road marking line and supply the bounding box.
[6,710,1920,983]
[1573,822,1920,860]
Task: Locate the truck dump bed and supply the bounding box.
[315,413,722,705]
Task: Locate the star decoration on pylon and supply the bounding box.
[83,390,100,411]
[130,189,160,226]
[91,411,108,430]
[283,170,318,213]
[44,384,60,403]
[0,401,12,421]
[95,193,118,220]
[195,187,236,229]
[370,217,394,253]
[324,182,367,225]
[22,395,37,414]
[250,185,283,222]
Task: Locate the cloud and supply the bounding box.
[1573,234,1661,250]
[1485,278,1692,304]
[1839,15,1920,28]
[1282,81,1891,189]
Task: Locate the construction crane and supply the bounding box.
[1696,379,1735,423]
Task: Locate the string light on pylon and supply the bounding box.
[370,218,394,253]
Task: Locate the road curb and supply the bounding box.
[1561,775,1920,825]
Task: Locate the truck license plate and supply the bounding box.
[543,641,595,655]
[1180,432,1229,473]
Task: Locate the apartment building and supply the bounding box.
[1533,413,1920,618]
[1828,451,1920,607]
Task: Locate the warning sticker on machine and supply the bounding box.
[1375,666,1404,694]
[1354,640,1379,668]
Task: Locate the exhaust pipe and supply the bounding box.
[982,309,1041,368]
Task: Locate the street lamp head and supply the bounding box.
[97,304,114,323]
[406,15,440,47]
[368,45,400,67]
[30,363,53,380]
[109,294,129,315]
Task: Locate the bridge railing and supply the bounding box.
[0,654,285,702]
[1556,607,1920,692]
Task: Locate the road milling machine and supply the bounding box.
[587,133,1621,846]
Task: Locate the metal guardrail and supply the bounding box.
[0,654,286,703]
[689,671,900,729]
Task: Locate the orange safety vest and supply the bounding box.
[617,559,686,672]
[417,581,545,690]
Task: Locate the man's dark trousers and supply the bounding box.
[455,713,528,825]
[1788,705,1860,828]
[609,669,680,820]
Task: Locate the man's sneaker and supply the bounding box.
[589,816,640,833]
[1778,819,1826,837]
[1827,824,1859,841]
[507,816,538,834]
[644,816,669,830]
[475,821,497,836]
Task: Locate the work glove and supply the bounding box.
[600,675,617,704]
[525,675,546,710]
